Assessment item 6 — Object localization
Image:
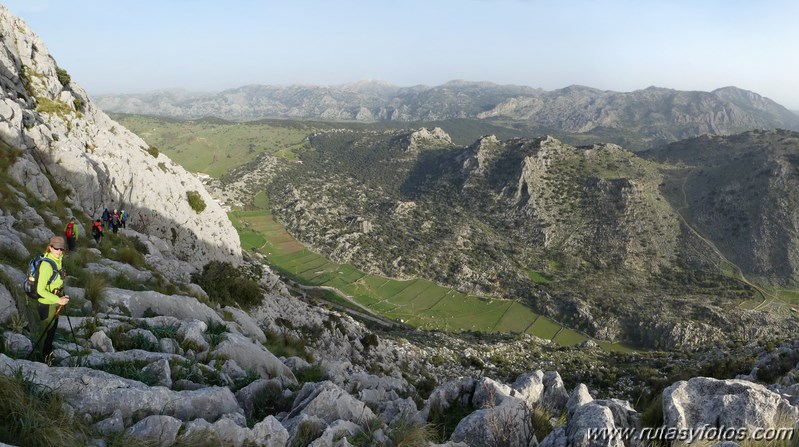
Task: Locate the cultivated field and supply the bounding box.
[230,207,630,351]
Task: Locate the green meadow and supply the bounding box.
[230,206,632,352]
[112,115,312,177]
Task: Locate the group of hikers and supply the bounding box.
[101,208,127,234]
[62,208,129,250]
[27,207,130,363]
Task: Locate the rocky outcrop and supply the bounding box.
[663,377,798,430]
[0,5,241,268]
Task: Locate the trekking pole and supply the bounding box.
[28,304,63,360]
[65,314,78,351]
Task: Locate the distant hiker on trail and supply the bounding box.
[91,219,104,244]
[102,208,110,230]
[111,209,121,234]
[31,236,70,362]
[121,209,128,228]
[64,217,78,251]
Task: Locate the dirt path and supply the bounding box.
[295,284,402,329]
[676,170,774,311]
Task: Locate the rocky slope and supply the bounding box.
[0,5,241,271]
[642,129,799,286]
[94,81,799,147]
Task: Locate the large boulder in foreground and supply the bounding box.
[663,377,798,429]
[0,354,241,425]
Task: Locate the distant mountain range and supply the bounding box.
[95,81,799,147]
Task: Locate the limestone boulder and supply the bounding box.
[181,416,289,447]
[286,381,375,426]
[0,286,18,326]
[100,288,222,323]
[126,415,183,447]
[0,354,241,424]
[450,395,534,447]
[212,332,296,384]
[663,377,799,430]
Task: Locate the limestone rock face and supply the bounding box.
[0,5,241,268]
[0,354,242,424]
[663,377,799,430]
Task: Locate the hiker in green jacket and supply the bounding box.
[35,236,70,361]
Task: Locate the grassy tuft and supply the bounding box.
[83,274,108,310]
[0,370,87,446]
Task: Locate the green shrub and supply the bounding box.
[205,320,229,348]
[113,332,159,353]
[294,363,325,384]
[429,397,475,443]
[756,351,799,383]
[172,429,224,447]
[146,146,159,158]
[248,380,294,426]
[112,246,145,268]
[640,392,664,428]
[191,261,262,309]
[231,370,261,393]
[95,360,160,386]
[263,328,312,361]
[385,419,435,446]
[55,67,71,86]
[290,420,324,447]
[186,191,206,213]
[170,359,226,387]
[130,237,150,255]
[360,333,379,351]
[145,324,179,340]
[0,371,87,446]
[531,405,556,442]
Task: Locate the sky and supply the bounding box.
[3,0,799,109]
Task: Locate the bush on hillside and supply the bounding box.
[55,67,71,86]
[191,260,262,309]
[186,190,206,213]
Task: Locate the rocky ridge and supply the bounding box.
[0,5,241,270]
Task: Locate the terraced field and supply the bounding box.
[230,208,632,351]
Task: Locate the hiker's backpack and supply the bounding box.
[22,254,59,299]
[65,223,74,238]
[91,225,100,237]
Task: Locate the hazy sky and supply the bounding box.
[4,0,798,109]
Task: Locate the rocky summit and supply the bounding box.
[2,4,799,447]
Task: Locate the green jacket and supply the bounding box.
[65,222,78,239]
[36,252,64,305]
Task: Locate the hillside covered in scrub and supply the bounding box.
[217,125,799,351]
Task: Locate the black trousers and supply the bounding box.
[37,302,59,359]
